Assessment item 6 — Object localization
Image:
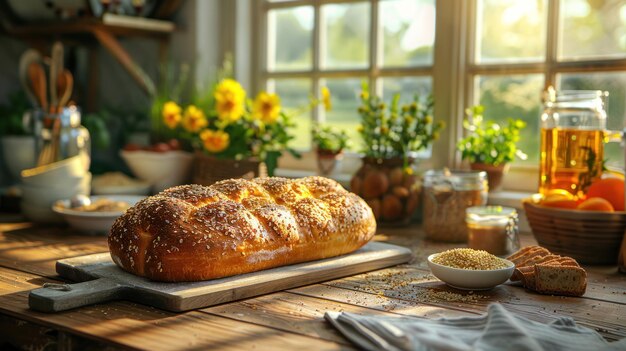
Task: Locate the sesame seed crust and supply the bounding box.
[108,176,377,282]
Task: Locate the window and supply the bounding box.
[253,0,626,189]
[469,0,626,171]
[257,0,436,152]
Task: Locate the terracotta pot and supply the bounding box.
[470,163,509,192]
[316,149,343,176]
[350,157,419,226]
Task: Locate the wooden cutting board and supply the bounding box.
[29,242,411,313]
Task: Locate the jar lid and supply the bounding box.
[424,169,487,190]
[466,206,517,226]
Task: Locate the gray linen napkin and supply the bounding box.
[325,303,626,351]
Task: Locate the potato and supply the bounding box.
[392,186,410,198]
[350,176,362,195]
[382,194,403,221]
[389,167,404,186]
[362,170,389,199]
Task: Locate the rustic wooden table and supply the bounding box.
[0,222,624,350]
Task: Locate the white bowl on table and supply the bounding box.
[21,173,92,203]
[52,195,145,235]
[21,200,64,224]
[120,150,193,193]
[427,253,515,290]
[21,155,88,187]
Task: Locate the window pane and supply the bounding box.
[268,6,313,71]
[476,0,547,63]
[381,76,432,103]
[475,74,544,165]
[322,78,366,150]
[380,0,435,67]
[559,0,626,60]
[322,2,370,69]
[559,72,626,169]
[269,79,312,150]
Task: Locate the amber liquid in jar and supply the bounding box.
[467,224,508,256]
[539,128,604,198]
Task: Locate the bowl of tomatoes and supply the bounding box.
[120,140,194,193]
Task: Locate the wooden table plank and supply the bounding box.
[0,266,352,351]
[321,266,626,340]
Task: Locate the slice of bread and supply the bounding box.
[534,264,587,297]
[511,247,551,266]
[521,270,537,290]
[507,246,540,262]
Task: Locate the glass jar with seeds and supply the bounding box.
[423,169,487,242]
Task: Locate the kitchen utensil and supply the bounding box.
[56,69,73,109]
[20,173,91,206]
[28,242,412,312]
[27,62,48,111]
[49,42,63,112]
[18,49,42,107]
[427,253,514,290]
[121,150,193,192]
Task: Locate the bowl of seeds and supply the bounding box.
[427,248,514,290]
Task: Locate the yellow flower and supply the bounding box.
[321,87,332,111]
[182,105,207,133]
[404,167,414,175]
[253,92,281,124]
[424,115,433,124]
[360,91,369,100]
[162,101,182,129]
[214,79,246,123]
[200,129,230,153]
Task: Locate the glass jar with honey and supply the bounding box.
[466,206,519,256]
[539,87,619,198]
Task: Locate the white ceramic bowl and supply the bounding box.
[21,155,88,187]
[427,253,515,290]
[21,173,91,205]
[52,195,145,234]
[120,150,193,193]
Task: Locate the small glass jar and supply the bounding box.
[423,169,488,242]
[466,206,520,256]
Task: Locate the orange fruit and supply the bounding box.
[586,178,625,211]
[540,192,578,209]
[577,197,614,212]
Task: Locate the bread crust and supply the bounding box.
[108,177,376,282]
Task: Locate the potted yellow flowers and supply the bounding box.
[161,77,297,186]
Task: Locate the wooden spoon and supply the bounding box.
[28,62,48,112]
[56,69,73,110]
[49,42,64,112]
[18,49,42,108]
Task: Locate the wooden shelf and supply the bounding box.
[7,14,174,37]
[4,14,176,99]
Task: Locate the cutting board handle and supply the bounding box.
[29,278,126,313]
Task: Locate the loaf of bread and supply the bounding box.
[108,177,377,282]
[507,246,586,297]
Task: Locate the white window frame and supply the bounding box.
[252,0,437,173]
[249,0,626,191]
[465,0,626,192]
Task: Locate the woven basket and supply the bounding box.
[192,153,267,186]
[523,199,626,265]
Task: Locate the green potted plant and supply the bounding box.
[457,105,527,191]
[0,91,35,182]
[350,82,444,225]
[312,124,349,175]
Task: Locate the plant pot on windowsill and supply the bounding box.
[192,152,268,186]
[350,157,420,226]
[470,162,510,192]
[316,148,343,176]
